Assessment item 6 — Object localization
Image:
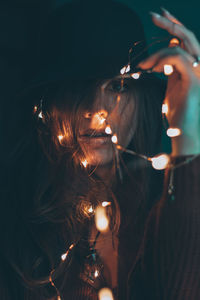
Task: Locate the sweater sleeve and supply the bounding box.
[129,155,200,300]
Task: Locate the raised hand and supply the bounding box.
[138,9,200,155]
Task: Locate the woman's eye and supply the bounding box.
[107,80,129,93]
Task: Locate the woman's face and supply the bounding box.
[77,78,136,166]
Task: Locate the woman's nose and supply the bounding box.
[83,110,108,129]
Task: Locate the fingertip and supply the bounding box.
[149,11,162,19]
[160,7,170,16]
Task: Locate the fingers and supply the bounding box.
[160,7,182,25]
[138,47,196,81]
[150,11,200,57]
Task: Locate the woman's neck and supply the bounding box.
[95,164,116,186]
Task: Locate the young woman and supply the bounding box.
[1,1,200,299]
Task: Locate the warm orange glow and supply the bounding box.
[164,64,173,75]
[131,72,140,79]
[58,135,64,142]
[167,127,181,137]
[94,269,99,278]
[61,244,74,261]
[95,206,109,232]
[102,201,111,207]
[98,287,114,300]
[61,253,67,261]
[169,38,180,45]
[151,154,169,170]
[69,244,74,250]
[193,61,199,68]
[126,64,130,73]
[91,110,108,128]
[38,111,43,119]
[105,125,112,135]
[33,106,38,113]
[117,94,121,102]
[162,103,168,114]
[88,206,94,213]
[82,159,88,168]
[111,134,118,144]
[120,66,126,75]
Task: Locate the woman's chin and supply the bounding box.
[84,148,114,167]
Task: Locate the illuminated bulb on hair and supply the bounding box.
[33,106,38,113]
[69,244,74,250]
[105,126,112,135]
[193,61,199,68]
[94,269,99,278]
[164,64,173,75]
[95,206,109,232]
[82,160,88,168]
[102,201,111,207]
[98,287,114,300]
[126,64,130,73]
[167,127,181,137]
[162,103,168,114]
[88,206,94,213]
[131,72,140,79]
[151,154,169,170]
[120,66,126,75]
[111,134,118,144]
[170,38,180,45]
[58,135,64,142]
[100,117,106,125]
[38,111,43,119]
[61,253,67,261]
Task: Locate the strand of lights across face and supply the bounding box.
[33,37,186,300]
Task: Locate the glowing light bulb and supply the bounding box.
[120,66,126,75]
[131,72,140,79]
[88,206,94,213]
[95,206,109,232]
[82,160,88,168]
[105,126,112,135]
[162,103,168,114]
[164,64,173,75]
[126,64,130,73]
[94,269,99,278]
[151,154,169,170]
[193,61,199,68]
[38,111,43,119]
[98,287,114,300]
[69,244,74,250]
[102,201,111,207]
[169,38,180,45]
[166,127,181,137]
[117,95,121,102]
[61,253,67,261]
[111,134,118,144]
[58,135,64,142]
[33,106,38,113]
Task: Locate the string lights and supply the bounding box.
[98,287,114,300]
[162,103,168,114]
[95,206,109,233]
[166,128,182,137]
[33,38,186,300]
[164,64,174,75]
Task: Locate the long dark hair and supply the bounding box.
[0,75,165,299]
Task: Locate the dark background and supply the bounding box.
[0,0,198,102]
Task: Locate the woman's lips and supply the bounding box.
[78,135,111,147]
